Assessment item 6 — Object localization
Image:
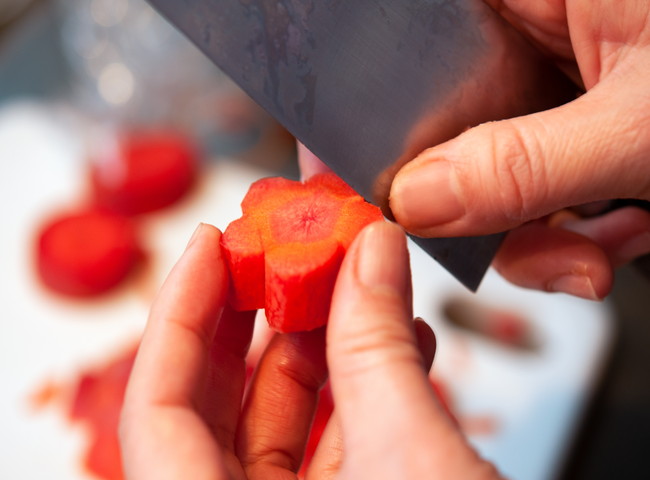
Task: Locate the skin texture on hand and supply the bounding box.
[386,0,650,299]
[119,222,503,480]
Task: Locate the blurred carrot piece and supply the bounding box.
[90,129,198,215]
[35,208,144,297]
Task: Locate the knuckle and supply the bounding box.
[275,355,324,394]
[245,445,299,472]
[478,121,548,223]
[622,99,650,197]
[330,303,421,379]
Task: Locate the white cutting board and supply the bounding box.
[0,101,613,480]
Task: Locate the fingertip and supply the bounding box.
[353,221,410,296]
[147,221,230,348]
[328,221,412,348]
[559,206,650,267]
[389,153,465,235]
[181,223,225,276]
[546,273,605,301]
[186,222,222,248]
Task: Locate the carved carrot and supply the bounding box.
[221,173,384,332]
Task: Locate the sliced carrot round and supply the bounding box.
[35,208,143,297]
[90,129,198,215]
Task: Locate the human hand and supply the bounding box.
[387,1,650,299]
[310,220,502,479]
[119,223,330,479]
[119,221,502,479]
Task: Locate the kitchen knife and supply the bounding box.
[146,0,577,291]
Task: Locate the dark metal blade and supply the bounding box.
[146,0,576,291]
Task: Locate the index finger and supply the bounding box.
[120,224,233,480]
[127,223,230,407]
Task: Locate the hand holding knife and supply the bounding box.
[145,0,650,295]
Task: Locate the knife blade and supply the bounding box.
[146,0,577,291]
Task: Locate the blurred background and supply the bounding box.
[1,2,649,479]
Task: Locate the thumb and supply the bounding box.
[389,76,650,237]
[327,222,497,478]
[327,222,429,425]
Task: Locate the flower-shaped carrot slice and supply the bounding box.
[221,173,383,332]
